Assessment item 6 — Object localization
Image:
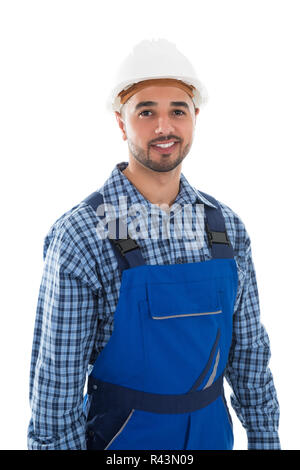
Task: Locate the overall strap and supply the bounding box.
[82,191,146,275]
[198,190,234,259]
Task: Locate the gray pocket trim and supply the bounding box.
[104,409,135,450]
[152,310,222,319]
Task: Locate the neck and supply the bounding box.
[122,158,181,211]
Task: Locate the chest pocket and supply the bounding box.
[146,278,222,320]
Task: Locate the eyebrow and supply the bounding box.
[135,101,190,111]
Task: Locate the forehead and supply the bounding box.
[126,85,194,110]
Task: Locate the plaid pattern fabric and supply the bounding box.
[27,161,280,450]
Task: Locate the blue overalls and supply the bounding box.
[82,190,238,450]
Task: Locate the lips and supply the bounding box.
[151,139,179,154]
[151,141,179,153]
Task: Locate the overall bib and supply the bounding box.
[82,190,238,450]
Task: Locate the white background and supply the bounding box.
[0,0,299,450]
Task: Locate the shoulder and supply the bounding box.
[196,189,252,259]
[42,195,106,293]
[218,199,251,257]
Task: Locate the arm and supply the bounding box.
[27,221,103,449]
[225,227,281,450]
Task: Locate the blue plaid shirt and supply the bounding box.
[27,161,280,450]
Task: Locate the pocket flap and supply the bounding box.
[146,279,222,319]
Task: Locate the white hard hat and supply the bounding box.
[106,38,208,113]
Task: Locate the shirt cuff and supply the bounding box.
[247,430,281,450]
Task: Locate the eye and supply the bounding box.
[139,110,152,117]
[173,110,185,116]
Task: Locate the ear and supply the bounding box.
[115,111,127,141]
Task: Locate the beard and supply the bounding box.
[127,138,191,173]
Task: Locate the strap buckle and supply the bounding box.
[111,237,140,256]
[205,223,230,247]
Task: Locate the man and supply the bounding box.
[27,39,280,450]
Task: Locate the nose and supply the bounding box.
[155,116,175,135]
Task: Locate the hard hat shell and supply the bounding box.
[107,38,208,113]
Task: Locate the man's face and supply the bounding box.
[115,85,199,173]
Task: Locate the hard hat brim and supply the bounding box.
[106,75,208,113]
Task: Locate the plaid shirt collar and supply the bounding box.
[98,161,216,223]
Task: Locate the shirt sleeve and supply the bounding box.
[27,220,103,450]
[224,225,281,450]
